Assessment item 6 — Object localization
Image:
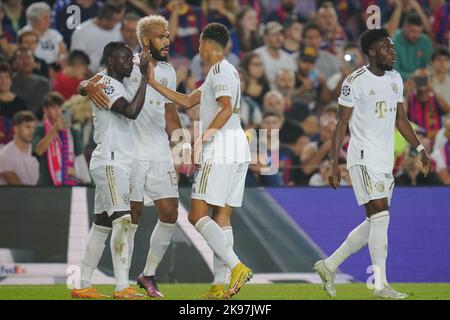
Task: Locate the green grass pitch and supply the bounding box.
[1,283,450,300]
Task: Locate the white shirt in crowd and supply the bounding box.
[254,46,297,89]
[90,75,134,174]
[0,140,39,185]
[71,19,122,72]
[20,25,63,64]
[338,65,404,174]
[198,59,251,163]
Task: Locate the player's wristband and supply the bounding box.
[416,144,425,154]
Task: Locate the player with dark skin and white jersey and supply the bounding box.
[314,28,432,299]
[72,42,151,299]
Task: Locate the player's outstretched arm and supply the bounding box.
[110,75,148,120]
[329,105,353,189]
[395,102,432,176]
[78,74,109,108]
[147,62,201,109]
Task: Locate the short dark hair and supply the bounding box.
[302,22,321,38]
[431,47,450,61]
[17,30,39,44]
[43,92,65,108]
[122,12,140,26]
[0,61,13,78]
[201,23,230,49]
[405,12,423,26]
[12,111,36,126]
[360,28,389,55]
[68,50,90,66]
[97,1,122,20]
[102,41,128,65]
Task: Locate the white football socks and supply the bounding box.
[127,223,138,269]
[143,220,176,277]
[325,218,370,272]
[368,210,390,290]
[213,226,234,284]
[80,223,111,289]
[195,216,240,270]
[110,214,131,292]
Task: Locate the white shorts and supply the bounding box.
[129,160,179,206]
[191,158,249,208]
[349,165,395,206]
[91,165,131,216]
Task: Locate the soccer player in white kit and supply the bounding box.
[80,16,185,298]
[71,42,150,299]
[147,23,253,299]
[314,28,432,299]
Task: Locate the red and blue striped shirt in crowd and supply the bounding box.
[407,93,444,142]
[162,4,207,59]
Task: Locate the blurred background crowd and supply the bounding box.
[0,0,449,188]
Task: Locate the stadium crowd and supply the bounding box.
[0,0,449,187]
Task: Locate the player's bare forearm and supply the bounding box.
[35,126,59,156]
[148,78,200,109]
[201,97,233,142]
[395,102,421,148]
[111,76,147,120]
[77,74,103,96]
[331,105,353,163]
[1,172,22,185]
[165,103,183,137]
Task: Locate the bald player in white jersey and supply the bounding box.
[81,16,186,298]
[147,23,253,299]
[314,28,432,299]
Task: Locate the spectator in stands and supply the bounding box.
[71,1,122,72]
[238,68,263,129]
[32,92,82,186]
[327,43,365,100]
[315,1,351,57]
[254,21,297,89]
[431,116,450,185]
[385,0,431,36]
[51,0,101,48]
[263,0,304,24]
[163,0,207,59]
[309,157,350,187]
[395,146,438,186]
[407,68,449,143]
[125,0,162,17]
[282,17,303,56]
[53,50,90,100]
[11,47,50,117]
[17,30,49,78]
[0,0,26,43]
[0,111,38,185]
[239,52,271,107]
[294,45,331,113]
[431,1,450,47]
[0,62,27,125]
[230,6,262,58]
[274,68,318,137]
[120,13,140,54]
[202,0,237,29]
[393,12,433,80]
[19,2,67,68]
[430,48,450,108]
[301,22,340,78]
[0,5,20,60]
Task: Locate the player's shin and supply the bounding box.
[325,219,370,272]
[127,223,138,269]
[143,220,176,276]
[110,214,132,291]
[80,223,111,289]
[368,211,390,289]
[213,227,234,284]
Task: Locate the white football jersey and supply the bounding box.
[199,59,251,163]
[123,54,177,161]
[338,66,404,173]
[90,75,134,173]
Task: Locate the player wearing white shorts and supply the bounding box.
[71,42,151,299]
[314,28,432,299]
[147,23,253,299]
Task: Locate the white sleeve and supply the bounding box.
[397,74,404,103]
[211,71,232,100]
[102,78,127,109]
[338,77,358,108]
[431,149,447,172]
[165,67,177,104]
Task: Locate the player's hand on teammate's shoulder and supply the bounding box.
[328,160,341,190]
[86,75,109,109]
[419,150,432,177]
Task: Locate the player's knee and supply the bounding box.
[157,200,178,223]
[188,211,199,226]
[130,202,143,224]
[159,211,178,224]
